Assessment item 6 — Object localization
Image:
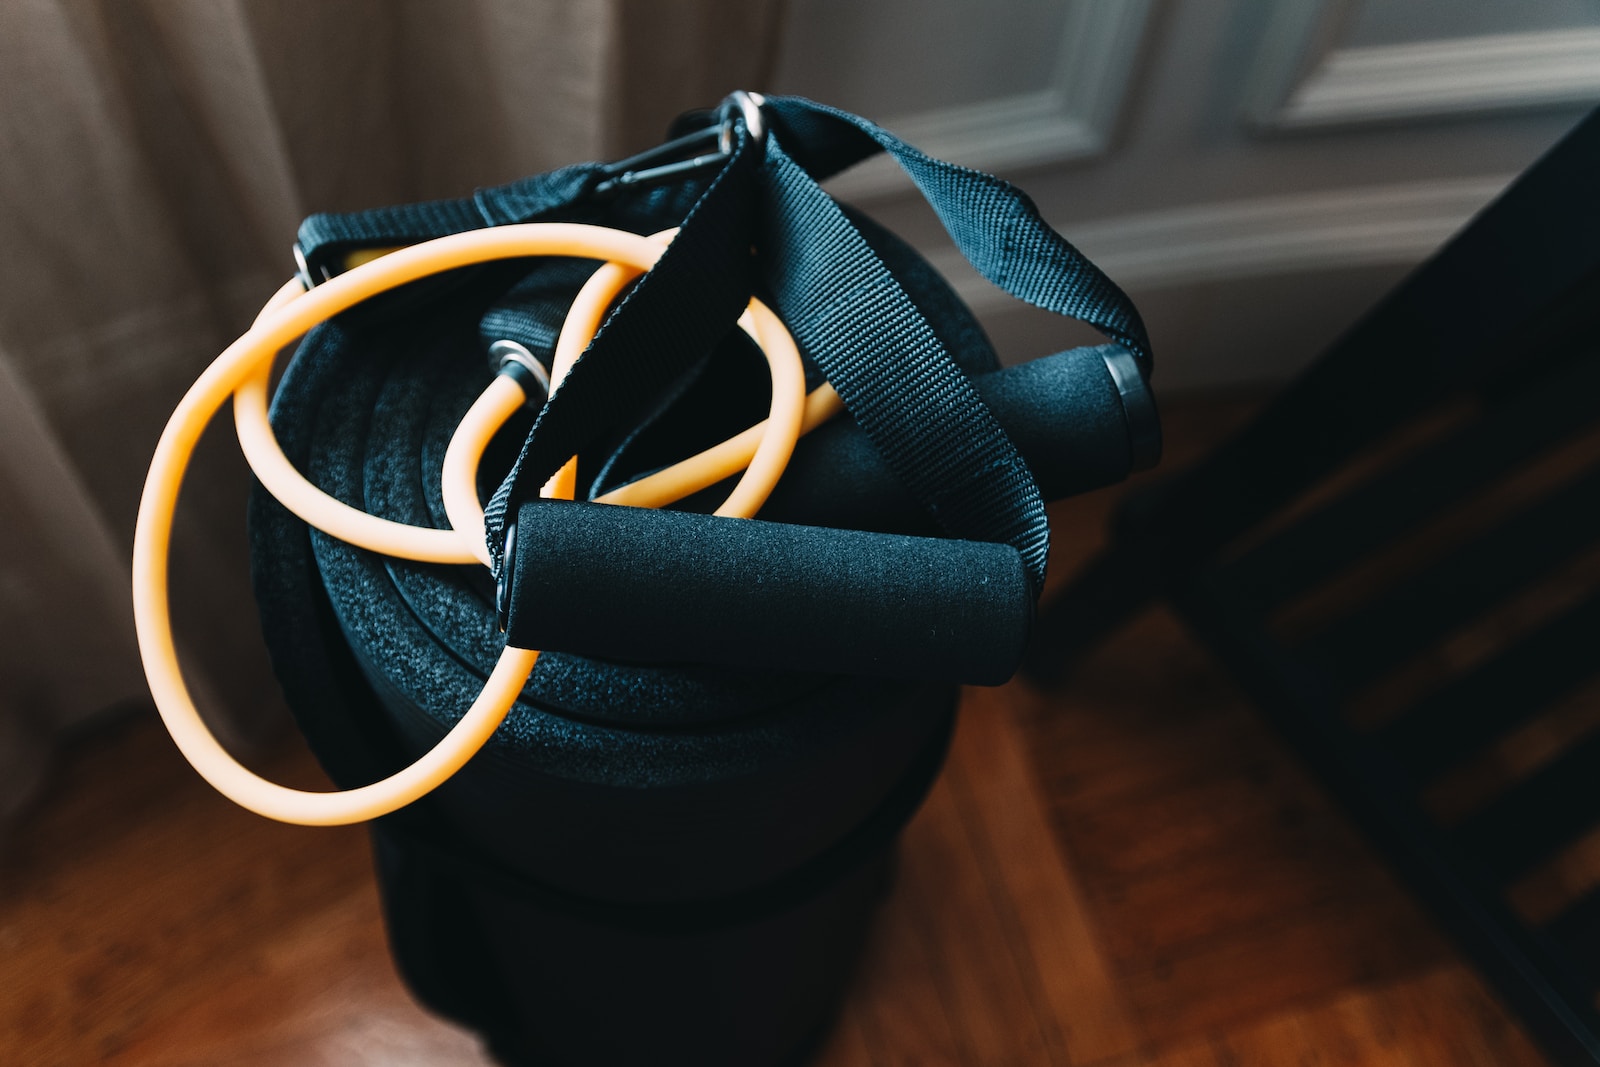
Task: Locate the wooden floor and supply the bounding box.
[0,398,1551,1066]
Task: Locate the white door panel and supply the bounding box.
[770,0,1598,388]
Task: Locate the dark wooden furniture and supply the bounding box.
[1027,108,1600,1064]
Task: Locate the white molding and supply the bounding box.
[924,176,1513,313]
[1244,0,1335,128]
[824,0,1152,200]
[1277,28,1600,127]
[1248,0,1600,130]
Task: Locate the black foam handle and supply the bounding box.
[505,500,1033,685]
[664,344,1160,535]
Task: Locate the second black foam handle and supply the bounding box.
[504,500,1032,686]
[661,344,1159,536]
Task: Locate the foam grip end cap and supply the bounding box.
[505,500,1033,686]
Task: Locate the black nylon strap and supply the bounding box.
[296,196,486,281]
[291,96,1152,599]
[480,127,764,560]
[763,98,1151,372]
[295,165,602,281]
[757,134,1050,587]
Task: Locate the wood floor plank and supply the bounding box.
[1204,968,1450,1067]
[0,718,407,1067]
[1140,1043,1229,1067]
[946,685,1142,1066]
[1020,543,1459,1053]
[893,769,1060,1064]
[830,825,966,1067]
[1102,966,1543,1067]
[1385,967,1548,1067]
[811,1003,880,1067]
[1085,824,1413,963]
[1219,998,1419,1067]
[1316,981,1417,1067]
[99,888,490,1067]
[1116,895,1446,1045]
[1054,750,1351,882]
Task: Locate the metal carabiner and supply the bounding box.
[592,90,765,198]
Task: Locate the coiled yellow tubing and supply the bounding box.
[134,224,842,825]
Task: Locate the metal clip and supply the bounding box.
[495,519,517,633]
[293,241,333,291]
[488,339,552,403]
[293,93,768,286]
[592,90,766,198]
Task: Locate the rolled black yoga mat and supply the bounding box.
[256,281,963,1065]
[248,185,1152,1065]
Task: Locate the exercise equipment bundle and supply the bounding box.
[133,93,1158,1066]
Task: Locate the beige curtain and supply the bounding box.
[0,0,784,825]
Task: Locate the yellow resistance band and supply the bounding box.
[236,230,844,565]
[135,223,831,825]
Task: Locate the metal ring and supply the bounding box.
[723,90,766,148]
[488,339,553,401]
